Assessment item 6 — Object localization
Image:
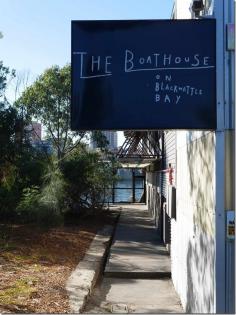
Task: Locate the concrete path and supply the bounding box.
[104,204,171,278]
[84,278,183,313]
[84,205,183,313]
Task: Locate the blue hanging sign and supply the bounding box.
[71,19,216,130]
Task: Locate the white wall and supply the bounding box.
[170,2,218,311]
[146,171,161,227]
[171,130,216,312]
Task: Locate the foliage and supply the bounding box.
[0,103,20,168]
[0,63,26,220]
[39,162,66,215]
[16,148,118,223]
[91,131,109,151]
[0,61,118,226]
[17,64,86,159]
[0,110,44,216]
[16,186,41,222]
[0,152,48,221]
[16,150,47,188]
[0,174,20,221]
[61,147,116,214]
[0,61,15,99]
[16,163,65,226]
[0,62,54,223]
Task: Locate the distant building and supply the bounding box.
[103,131,118,150]
[25,122,53,155]
[90,131,118,151]
[25,121,42,142]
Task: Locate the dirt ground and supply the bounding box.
[0,209,117,313]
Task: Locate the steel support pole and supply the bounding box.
[214,0,226,312]
[132,169,135,203]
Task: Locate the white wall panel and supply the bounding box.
[171,131,216,312]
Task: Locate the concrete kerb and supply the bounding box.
[66,212,120,313]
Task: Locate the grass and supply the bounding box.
[0,278,37,306]
[1,242,60,266]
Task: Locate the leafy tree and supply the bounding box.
[0,62,18,176]
[0,101,48,220]
[18,64,112,160]
[18,64,86,160]
[0,61,48,221]
[0,103,18,167]
[0,61,117,223]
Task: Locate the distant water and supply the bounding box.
[107,178,144,203]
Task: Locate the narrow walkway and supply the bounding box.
[105,204,171,278]
[84,205,183,313]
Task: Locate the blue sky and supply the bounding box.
[0,0,174,144]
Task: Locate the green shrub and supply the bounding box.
[16,164,65,227]
[38,164,66,226]
[0,164,21,221]
[16,186,40,223]
[17,153,47,188]
[61,148,116,214]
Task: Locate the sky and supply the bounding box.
[0,0,174,145]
